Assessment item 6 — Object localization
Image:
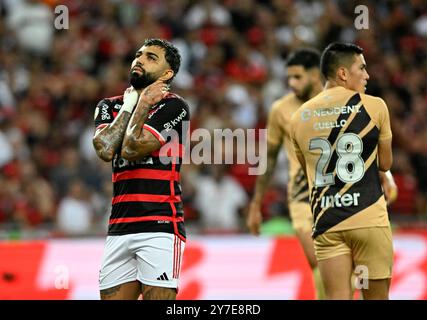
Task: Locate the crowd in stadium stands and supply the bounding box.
[0,0,426,237]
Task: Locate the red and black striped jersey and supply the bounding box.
[94,93,190,241]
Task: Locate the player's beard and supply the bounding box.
[129,70,157,89]
[296,83,313,102]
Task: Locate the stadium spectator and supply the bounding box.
[56,178,94,236]
[194,165,248,233]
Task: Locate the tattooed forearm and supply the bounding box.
[253,142,281,203]
[121,100,151,160]
[93,111,132,162]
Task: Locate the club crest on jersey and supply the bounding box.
[301,109,311,121]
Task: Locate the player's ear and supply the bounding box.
[158,69,174,82]
[337,67,348,82]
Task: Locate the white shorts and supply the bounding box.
[99,232,185,291]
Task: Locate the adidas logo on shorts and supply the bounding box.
[157,272,169,281]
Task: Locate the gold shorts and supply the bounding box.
[314,226,393,279]
[288,201,313,233]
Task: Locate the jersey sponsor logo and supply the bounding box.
[314,105,361,117]
[320,192,361,209]
[148,103,166,119]
[112,155,153,168]
[163,108,187,132]
[301,105,361,121]
[101,103,111,120]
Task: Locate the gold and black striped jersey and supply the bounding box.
[267,93,310,204]
[290,86,392,238]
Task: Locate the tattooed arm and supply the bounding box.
[92,88,139,162]
[121,80,169,161]
[93,112,132,162]
[252,142,282,204]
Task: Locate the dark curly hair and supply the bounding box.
[143,38,181,84]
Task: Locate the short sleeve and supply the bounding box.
[144,98,190,145]
[267,103,284,146]
[94,99,115,130]
[377,98,392,141]
[290,113,302,155]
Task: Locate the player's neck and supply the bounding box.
[310,81,324,99]
[324,80,345,91]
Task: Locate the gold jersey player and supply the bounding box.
[290,42,394,300]
[247,49,326,299]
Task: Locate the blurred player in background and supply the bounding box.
[247,48,327,299]
[290,42,396,299]
[92,39,189,300]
